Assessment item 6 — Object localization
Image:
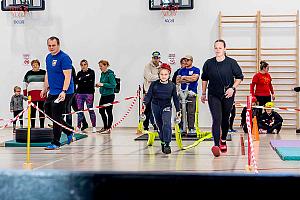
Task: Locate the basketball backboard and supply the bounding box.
[149,0,193,10]
[1,0,45,11]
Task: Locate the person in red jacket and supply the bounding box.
[250,61,275,115]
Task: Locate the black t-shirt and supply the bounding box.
[201,56,244,99]
[76,68,95,94]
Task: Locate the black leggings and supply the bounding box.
[208,95,234,146]
[256,96,271,116]
[13,110,23,128]
[31,101,45,128]
[229,104,236,130]
[99,94,115,129]
[65,93,88,127]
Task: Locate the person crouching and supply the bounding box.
[142,63,180,154]
[258,102,283,134]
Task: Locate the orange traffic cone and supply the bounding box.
[252,116,260,141]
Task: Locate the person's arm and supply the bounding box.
[40,72,49,98]
[181,74,199,82]
[143,82,154,106]
[269,75,275,100]
[22,95,28,101]
[274,112,283,124]
[144,64,158,82]
[23,72,28,96]
[56,69,72,102]
[62,69,72,91]
[102,73,117,89]
[225,60,244,98]
[172,84,180,112]
[176,75,182,84]
[91,70,95,87]
[201,80,208,104]
[250,74,258,96]
[10,96,14,112]
[201,61,209,103]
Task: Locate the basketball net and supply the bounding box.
[161,4,179,16]
[161,4,179,23]
[9,5,31,18]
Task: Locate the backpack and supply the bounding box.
[108,71,120,93]
[114,77,120,93]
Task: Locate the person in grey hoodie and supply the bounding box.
[143,51,160,131]
[10,86,28,132]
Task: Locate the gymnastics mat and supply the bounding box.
[270,140,300,150]
[275,147,300,161]
[4,133,88,147]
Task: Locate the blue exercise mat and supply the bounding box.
[275,147,300,161]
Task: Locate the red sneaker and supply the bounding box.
[211,146,220,157]
[220,140,227,153]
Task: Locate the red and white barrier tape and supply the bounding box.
[245,98,259,173]
[32,95,138,133]
[0,104,31,130]
[31,103,80,134]
[63,96,137,116]
[236,102,300,113]
[108,96,138,131]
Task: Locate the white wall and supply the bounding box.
[1,0,300,127]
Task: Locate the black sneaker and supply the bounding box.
[163,145,171,154]
[161,143,165,153]
[97,128,106,133]
[81,125,88,132]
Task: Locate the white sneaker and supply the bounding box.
[92,127,97,133]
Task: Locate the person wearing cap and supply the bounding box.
[201,39,244,157]
[143,51,161,131]
[142,63,180,154]
[240,96,260,133]
[176,55,200,135]
[258,102,283,134]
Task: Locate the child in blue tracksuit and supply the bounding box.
[143,63,180,154]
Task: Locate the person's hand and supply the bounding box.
[272,94,275,101]
[176,111,181,118]
[40,88,48,98]
[95,82,103,88]
[225,88,235,98]
[57,91,66,102]
[201,94,207,104]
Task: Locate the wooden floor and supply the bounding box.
[0,127,300,174]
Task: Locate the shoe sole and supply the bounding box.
[220,148,227,153]
[44,147,60,150]
[211,146,220,157]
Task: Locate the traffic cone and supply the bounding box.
[252,116,260,141]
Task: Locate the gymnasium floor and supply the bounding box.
[0,127,299,174]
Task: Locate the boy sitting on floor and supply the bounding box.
[258,102,283,134]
